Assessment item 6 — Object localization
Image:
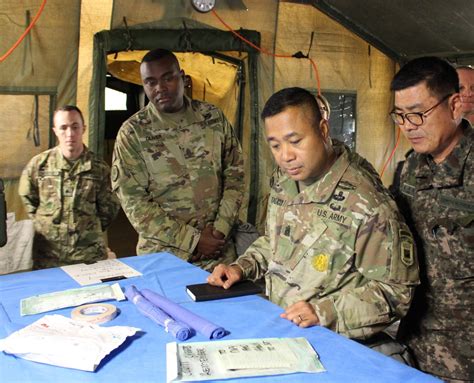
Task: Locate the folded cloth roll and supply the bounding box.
[141,288,227,339]
[124,286,192,341]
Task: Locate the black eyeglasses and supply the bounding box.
[390,93,452,126]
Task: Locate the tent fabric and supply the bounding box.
[296,0,474,65]
[274,2,411,183]
[2,0,441,231]
[0,0,81,220]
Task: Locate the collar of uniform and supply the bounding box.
[147,96,202,126]
[278,143,351,204]
[55,145,92,173]
[414,120,472,189]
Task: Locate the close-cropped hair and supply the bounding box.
[261,87,322,125]
[390,56,459,98]
[141,48,180,68]
[456,65,473,71]
[54,105,85,125]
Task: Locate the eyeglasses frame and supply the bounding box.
[390,93,453,126]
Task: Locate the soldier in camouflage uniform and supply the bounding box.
[19,106,120,269]
[111,49,244,271]
[390,57,473,382]
[209,88,419,345]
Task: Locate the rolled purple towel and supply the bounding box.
[141,288,227,339]
[124,286,192,341]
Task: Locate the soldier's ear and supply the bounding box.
[52,126,59,138]
[319,119,330,141]
[449,93,463,120]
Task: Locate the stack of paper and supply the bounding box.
[166,337,325,382]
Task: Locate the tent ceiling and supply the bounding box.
[288,0,474,64]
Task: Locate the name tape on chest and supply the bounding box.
[316,208,351,227]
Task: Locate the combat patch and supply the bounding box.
[312,253,329,272]
[111,165,119,182]
[399,229,414,267]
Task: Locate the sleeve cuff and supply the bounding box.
[214,218,233,238]
[180,225,201,253]
[313,297,337,329]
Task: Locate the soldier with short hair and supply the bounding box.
[208,87,419,358]
[111,49,244,271]
[19,105,120,269]
[390,57,473,382]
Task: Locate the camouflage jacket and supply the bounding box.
[234,144,419,340]
[395,121,473,381]
[111,98,244,270]
[18,146,120,269]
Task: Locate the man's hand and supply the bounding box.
[280,301,319,328]
[196,225,225,259]
[207,264,243,289]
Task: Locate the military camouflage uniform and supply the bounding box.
[234,143,419,340]
[19,146,120,269]
[111,97,244,271]
[395,120,473,382]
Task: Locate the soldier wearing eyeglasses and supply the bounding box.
[390,57,473,382]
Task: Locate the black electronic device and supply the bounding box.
[186,280,262,302]
[0,179,7,247]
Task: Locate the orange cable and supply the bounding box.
[380,126,401,178]
[0,0,47,63]
[213,8,400,177]
[211,9,321,95]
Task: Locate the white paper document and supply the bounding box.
[166,337,325,382]
[0,315,140,371]
[61,259,142,286]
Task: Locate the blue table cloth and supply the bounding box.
[0,252,439,382]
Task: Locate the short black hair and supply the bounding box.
[261,87,322,124]
[141,48,180,68]
[54,105,84,125]
[390,56,459,98]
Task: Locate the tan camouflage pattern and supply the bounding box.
[18,146,120,269]
[234,143,419,340]
[111,97,244,271]
[395,121,473,382]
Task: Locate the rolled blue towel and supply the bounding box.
[141,288,227,339]
[124,286,192,341]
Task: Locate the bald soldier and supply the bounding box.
[208,88,419,357]
[112,49,244,271]
[19,105,120,269]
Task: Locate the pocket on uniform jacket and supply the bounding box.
[76,176,98,215]
[36,176,60,216]
[445,215,474,280]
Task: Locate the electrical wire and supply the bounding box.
[215,7,403,177]
[211,9,321,95]
[0,0,47,63]
[380,126,401,178]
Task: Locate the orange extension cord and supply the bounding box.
[211,9,321,96]
[380,127,401,178]
[212,8,401,176]
[0,0,47,63]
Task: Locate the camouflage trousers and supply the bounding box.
[357,332,415,366]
